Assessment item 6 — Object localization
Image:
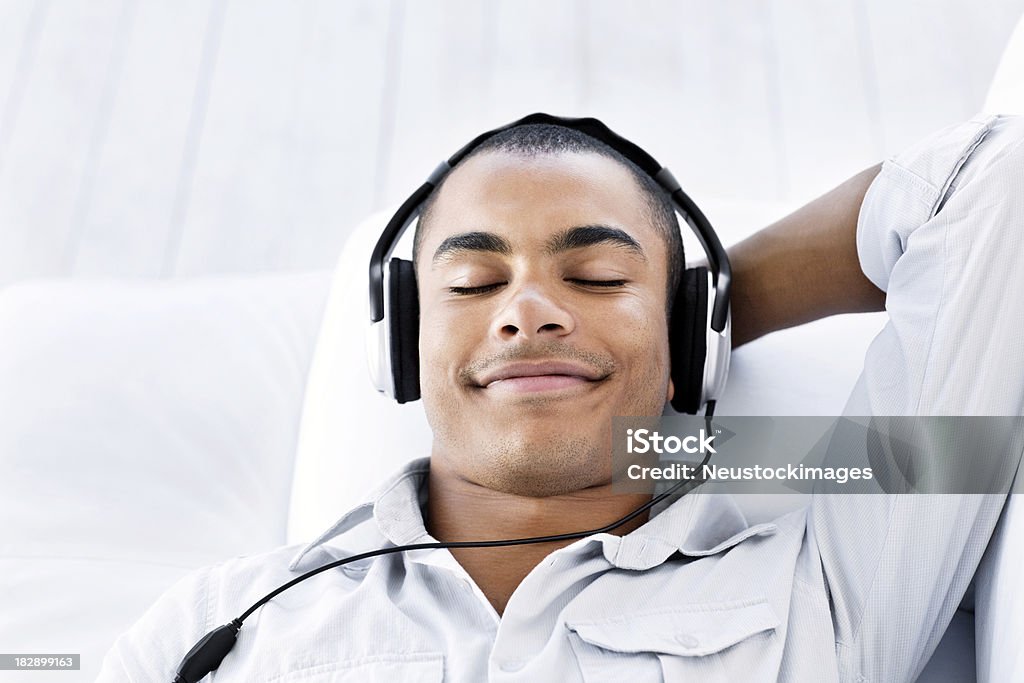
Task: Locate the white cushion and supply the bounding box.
[0,272,329,682]
[289,211,433,543]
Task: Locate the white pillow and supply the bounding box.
[289,211,432,544]
[0,272,329,681]
[288,202,887,542]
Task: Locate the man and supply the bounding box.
[99,116,1023,682]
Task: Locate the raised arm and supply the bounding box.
[810,115,1024,681]
[727,164,885,348]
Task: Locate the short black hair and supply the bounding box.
[413,124,684,315]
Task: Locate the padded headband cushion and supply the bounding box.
[669,266,708,414]
[388,258,421,403]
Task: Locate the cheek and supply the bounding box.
[608,298,670,361]
[416,314,460,441]
[417,312,453,385]
[616,309,673,406]
[416,304,479,398]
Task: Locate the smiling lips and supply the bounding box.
[475,361,608,394]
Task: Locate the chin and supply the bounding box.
[471,434,609,497]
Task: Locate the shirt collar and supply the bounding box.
[288,458,430,571]
[595,489,778,570]
[288,458,777,573]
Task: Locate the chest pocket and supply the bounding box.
[565,600,779,683]
[262,652,444,682]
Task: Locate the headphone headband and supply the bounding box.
[368,113,731,331]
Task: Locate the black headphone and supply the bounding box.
[367,113,731,414]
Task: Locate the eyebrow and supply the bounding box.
[430,224,646,265]
[546,225,646,260]
[432,231,513,264]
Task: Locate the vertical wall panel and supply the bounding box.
[0,1,127,288]
[0,0,1022,285]
[589,1,786,204]
[487,0,588,120]
[169,0,392,276]
[0,1,43,161]
[68,1,212,277]
[770,0,881,204]
[862,0,1024,157]
[375,0,494,212]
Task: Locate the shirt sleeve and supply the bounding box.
[813,113,1024,682]
[96,565,214,683]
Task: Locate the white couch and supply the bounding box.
[0,273,331,682]
[3,12,1024,679]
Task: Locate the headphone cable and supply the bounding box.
[172,405,716,682]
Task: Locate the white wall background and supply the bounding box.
[0,0,1022,290]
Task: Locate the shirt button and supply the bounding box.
[675,633,700,648]
[499,660,525,672]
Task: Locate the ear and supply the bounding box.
[666,376,675,404]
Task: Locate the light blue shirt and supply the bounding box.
[99,113,1024,682]
[97,456,1010,682]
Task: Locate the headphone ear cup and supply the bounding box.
[669,266,708,414]
[388,258,421,403]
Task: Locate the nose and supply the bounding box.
[493,281,576,342]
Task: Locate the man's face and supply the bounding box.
[417,151,674,496]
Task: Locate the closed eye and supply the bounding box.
[567,279,627,287]
[448,279,627,295]
[448,283,505,295]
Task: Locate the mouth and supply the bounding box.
[474,361,609,395]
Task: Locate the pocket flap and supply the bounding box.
[566,600,779,657]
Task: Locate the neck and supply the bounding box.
[425,456,652,616]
